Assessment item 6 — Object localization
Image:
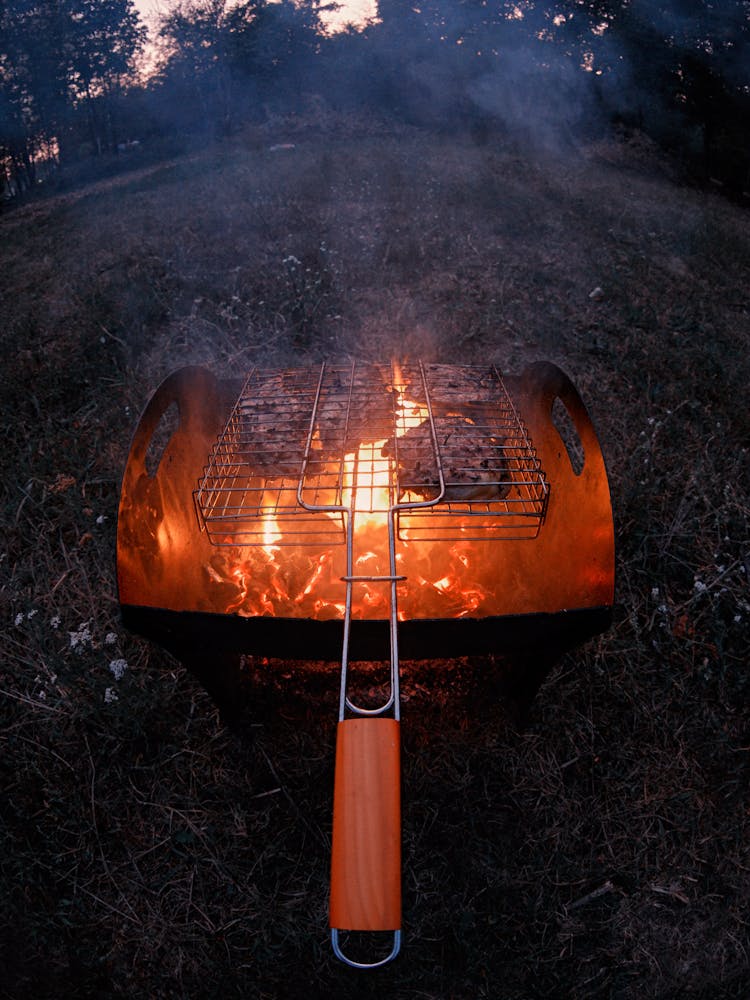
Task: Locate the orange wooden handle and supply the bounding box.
[329,718,401,931]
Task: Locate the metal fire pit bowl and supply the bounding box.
[117,359,614,966]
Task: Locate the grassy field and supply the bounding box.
[1,123,749,999]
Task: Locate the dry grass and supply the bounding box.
[1,123,749,999]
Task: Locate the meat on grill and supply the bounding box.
[382,418,512,502]
[237,399,311,477]
[238,366,394,478]
[398,365,502,412]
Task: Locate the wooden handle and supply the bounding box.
[329,718,401,931]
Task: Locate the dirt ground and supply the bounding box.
[1,124,749,998]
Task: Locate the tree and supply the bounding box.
[0,0,146,199]
[156,0,239,133]
[229,0,326,109]
[583,1,750,185]
[67,0,147,154]
[1,2,68,194]
[156,0,328,130]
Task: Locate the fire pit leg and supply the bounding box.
[181,652,245,726]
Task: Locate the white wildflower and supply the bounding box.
[69,621,93,652]
[650,587,660,601]
[50,615,61,629]
[693,579,708,594]
[96,515,107,525]
[14,613,24,626]
[109,658,128,681]
[104,687,119,704]
[27,608,38,619]
[38,690,46,701]
[105,632,118,645]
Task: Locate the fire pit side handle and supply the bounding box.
[121,366,227,483]
[117,366,238,611]
[519,361,608,480]
[514,360,615,613]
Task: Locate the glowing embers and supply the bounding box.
[207,546,346,620]
[205,530,496,621]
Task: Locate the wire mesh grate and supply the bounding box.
[195,362,548,545]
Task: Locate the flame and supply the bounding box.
[392,362,430,437]
[262,510,282,554]
[342,440,391,517]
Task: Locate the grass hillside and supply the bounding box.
[1,123,749,999]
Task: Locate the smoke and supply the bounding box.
[466,46,601,153]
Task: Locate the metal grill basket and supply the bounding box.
[195,361,548,545]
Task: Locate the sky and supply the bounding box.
[133,0,377,35]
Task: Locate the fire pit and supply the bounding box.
[117,360,614,967]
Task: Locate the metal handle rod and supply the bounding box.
[336,359,451,720]
[297,361,455,968]
[329,361,450,966]
[332,929,402,970]
[337,503,403,719]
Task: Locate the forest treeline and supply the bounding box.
[2,0,749,202]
